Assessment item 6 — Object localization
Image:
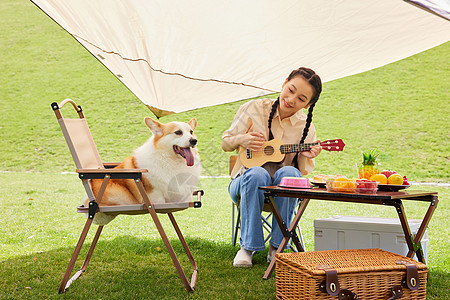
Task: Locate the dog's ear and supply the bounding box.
[187,118,197,130]
[145,117,164,135]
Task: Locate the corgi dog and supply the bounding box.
[85,117,201,225]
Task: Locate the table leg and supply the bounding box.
[263,196,310,280]
[407,195,439,263]
[393,197,438,264]
[393,200,419,260]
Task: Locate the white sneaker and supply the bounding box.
[233,248,253,267]
[267,245,277,263]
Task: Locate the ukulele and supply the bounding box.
[239,138,345,168]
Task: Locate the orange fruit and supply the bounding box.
[388,173,403,185]
[332,177,347,188]
[370,173,387,184]
[330,178,356,191]
[346,181,357,189]
[335,177,348,181]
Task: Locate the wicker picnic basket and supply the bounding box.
[275,248,427,300]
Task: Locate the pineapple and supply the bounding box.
[358,149,379,179]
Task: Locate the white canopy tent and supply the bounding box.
[32,0,450,117]
[406,0,450,20]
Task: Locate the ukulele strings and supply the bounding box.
[246,139,341,159]
[281,142,318,153]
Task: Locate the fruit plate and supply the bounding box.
[378,184,411,191]
[310,181,326,187]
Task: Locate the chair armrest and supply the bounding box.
[193,190,204,196]
[76,168,148,180]
[193,190,204,202]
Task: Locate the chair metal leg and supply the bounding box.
[232,199,305,251]
[59,220,103,293]
[232,205,275,247]
[146,203,193,291]
[232,203,240,246]
[168,213,198,291]
[136,179,196,292]
[80,225,103,272]
[59,174,111,293]
[232,202,236,245]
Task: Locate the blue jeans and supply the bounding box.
[228,166,300,252]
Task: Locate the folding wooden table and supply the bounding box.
[259,186,438,279]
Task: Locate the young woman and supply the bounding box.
[222,67,323,267]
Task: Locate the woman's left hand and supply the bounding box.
[300,140,322,158]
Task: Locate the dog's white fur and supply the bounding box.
[85,117,201,225]
[136,117,201,204]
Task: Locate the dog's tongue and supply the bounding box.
[181,148,195,166]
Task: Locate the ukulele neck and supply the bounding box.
[280,142,318,154]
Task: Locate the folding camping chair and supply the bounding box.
[52,99,202,293]
[229,155,304,250]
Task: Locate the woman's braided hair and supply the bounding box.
[268,67,322,168]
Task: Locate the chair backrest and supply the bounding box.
[52,99,104,170]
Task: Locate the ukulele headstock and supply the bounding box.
[320,139,345,151]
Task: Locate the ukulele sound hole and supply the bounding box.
[264,146,274,156]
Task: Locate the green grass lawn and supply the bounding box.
[1,0,449,299]
[0,173,449,299]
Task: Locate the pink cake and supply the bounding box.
[279,177,311,188]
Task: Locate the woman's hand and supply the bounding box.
[222,132,266,152]
[240,132,266,152]
[300,140,322,158]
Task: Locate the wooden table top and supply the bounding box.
[259,186,438,203]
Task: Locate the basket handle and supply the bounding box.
[335,286,404,300]
[387,285,403,300]
[337,289,358,300]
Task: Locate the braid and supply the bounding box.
[292,101,316,169]
[300,102,315,144]
[267,98,279,140]
[275,67,322,170]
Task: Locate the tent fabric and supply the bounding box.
[406,0,450,20]
[32,0,450,117]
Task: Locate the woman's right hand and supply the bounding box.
[222,132,266,152]
[239,132,266,152]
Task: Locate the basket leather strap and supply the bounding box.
[338,289,358,300]
[396,260,420,290]
[318,265,340,296]
[318,262,416,299]
[388,285,403,300]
